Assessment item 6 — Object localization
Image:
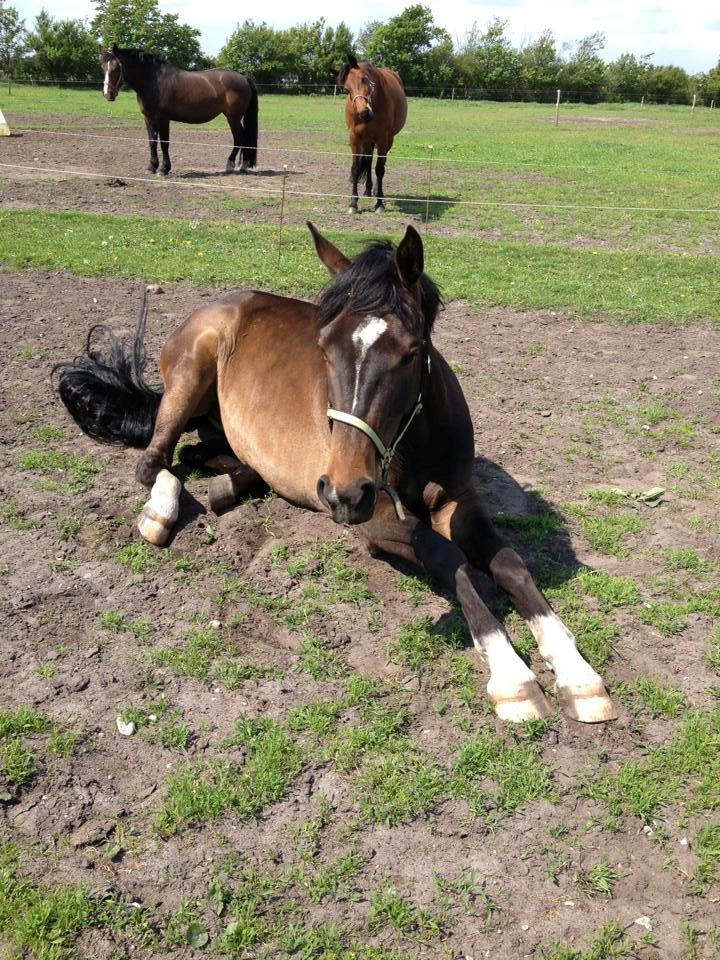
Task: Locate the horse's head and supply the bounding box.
[338,54,375,123]
[308,222,441,525]
[99,44,123,101]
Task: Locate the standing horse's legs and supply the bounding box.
[374,136,392,212]
[144,118,159,173]
[157,118,171,176]
[348,138,368,214]
[225,114,243,173]
[433,492,617,722]
[361,498,552,722]
[363,145,374,197]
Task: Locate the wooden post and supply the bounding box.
[711,100,716,110]
[424,144,434,231]
[640,95,644,107]
[8,73,11,96]
[333,85,337,98]
[277,165,288,264]
[691,93,697,114]
[451,87,455,100]
[554,88,561,126]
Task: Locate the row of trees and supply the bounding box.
[2,0,719,104]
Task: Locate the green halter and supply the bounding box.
[326,352,430,521]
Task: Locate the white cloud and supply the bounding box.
[12,0,719,72]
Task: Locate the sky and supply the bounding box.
[11,0,720,74]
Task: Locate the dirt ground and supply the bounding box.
[1,262,719,958]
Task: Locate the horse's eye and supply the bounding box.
[400,351,417,367]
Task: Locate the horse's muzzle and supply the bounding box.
[317,475,376,524]
[357,108,373,123]
[104,91,117,102]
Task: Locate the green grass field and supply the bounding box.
[1,89,718,324]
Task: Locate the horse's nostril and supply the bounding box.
[317,474,337,508]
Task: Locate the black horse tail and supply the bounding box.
[53,294,162,449]
[242,76,258,169]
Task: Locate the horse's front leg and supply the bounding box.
[136,339,219,545]
[363,146,374,197]
[144,118,159,173]
[435,492,617,723]
[348,146,362,213]
[374,136,392,212]
[157,118,171,176]
[360,497,551,722]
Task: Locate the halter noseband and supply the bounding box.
[326,347,431,521]
[351,78,375,112]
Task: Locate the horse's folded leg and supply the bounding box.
[208,472,243,514]
[137,469,181,546]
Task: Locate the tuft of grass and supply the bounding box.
[632,676,686,718]
[17,449,101,493]
[574,569,640,610]
[355,751,445,826]
[156,717,303,833]
[369,886,442,938]
[115,541,158,574]
[494,511,563,547]
[452,730,557,816]
[566,505,646,558]
[389,615,465,672]
[583,705,720,823]
[539,921,649,960]
[576,859,620,898]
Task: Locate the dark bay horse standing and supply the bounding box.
[99,45,258,175]
[338,54,407,213]
[55,223,616,725]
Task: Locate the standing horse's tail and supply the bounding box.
[242,76,258,169]
[53,295,163,449]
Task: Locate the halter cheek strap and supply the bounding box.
[326,352,431,522]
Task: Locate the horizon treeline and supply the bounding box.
[1,0,719,104]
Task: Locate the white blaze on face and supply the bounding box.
[103,62,111,97]
[350,315,387,411]
[531,613,603,689]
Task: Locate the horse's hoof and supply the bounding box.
[490,680,553,723]
[375,204,386,213]
[225,163,234,174]
[137,469,181,546]
[208,473,241,514]
[556,683,618,723]
[348,206,359,215]
[147,166,158,175]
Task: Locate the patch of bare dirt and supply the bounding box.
[1,268,719,958]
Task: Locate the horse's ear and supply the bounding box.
[111,43,119,54]
[347,53,359,69]
[307,222,350,276]
[395,225,424,287]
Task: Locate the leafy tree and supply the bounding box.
[92,0,210,70]
[559,32,606,102]
[518,30,561,99]
[604,52,651,101]
[696,60,720,103]
[26,10,98,79]
[0,0,25,77]
[456,19,520,97]
[644,64,691,103]
[364,4,451,89]
[286,19,354,84]
[219,20,296,84]
[356,20,381,57]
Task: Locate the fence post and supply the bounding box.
[711,100,716,110]
[691,93,697,114]
[554,89,561,126]
[277,165,288,264]
[333,85,337,98]
[7,73,11,96]
[451,87,455,100]
[640,95,644,107]
[424,144,434,231]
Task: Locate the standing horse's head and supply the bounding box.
[308,222,441,525]
[99,44,123,101]
[338,54,375,123]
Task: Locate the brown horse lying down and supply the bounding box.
[338,54,407,213]
[55,224,616,724]
[99,45,258,175]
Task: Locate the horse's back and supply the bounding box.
[381,69,407,135]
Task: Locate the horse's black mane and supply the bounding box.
[115,47,167,66]
[317,240,442,335]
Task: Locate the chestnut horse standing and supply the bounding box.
[338,54,407,214]
[99,45,258,175]
[55,223,615,725]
